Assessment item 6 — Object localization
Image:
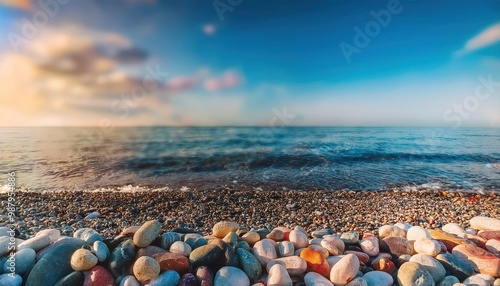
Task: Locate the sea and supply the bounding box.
[1,127,499,192]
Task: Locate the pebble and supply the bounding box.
[0,273,22,286]
[413,239,441,257]
[360,235,379,256]
[18,235,51,251]
[378,225,406,239]
[214,266,250,286]
[3,247,36,275]
[278,241,295,257]
[71,248,98,271]
[237,248,262,280]
[154,252,191,275]
[148,270,180,286]
[84,266,114,286]
[329,253,359,285]
[195,266,214,286]
[304,272,334,286]
[345,277,368,286]
[267,264,293,286]
[309,245,329,259]
[212,221,239,239]
[107,239,136,277]
[54,271,85,286]
[442,223,465,236]
[470,216,500,231]
[462,275,490,286]
[170,241,192,257]
[179,273,198,286]
[397,262,435,286]
[253,239,278,266]
[133,220,162,247]
[161,232,182,249]
[289,230,309,249]
[362,271,393,286]
[409,254,446,283]
[380,237,412,256]
[119,275,140,286]
[35,229,61,243]
[300,248,330,277]
[73,228,102,244]
[321,239,341,256]
[189,244,223,269]
[427,229,470,250]
[93,240,110,262]
[267,229,285,241]
[436,275,460,286]
[435,252,474,280]
[267,256,307,276]
[133,256,160,283]
[452,243,500,277]
[340,232,359,244]
[486,239,500,256]
[406,226,431,241]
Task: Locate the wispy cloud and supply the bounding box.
[456,22,500,56]
[204,71,242,91]
[0,0,31,9]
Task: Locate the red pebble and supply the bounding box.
[84,266,114,286]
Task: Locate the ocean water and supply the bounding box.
[1,127,499,192]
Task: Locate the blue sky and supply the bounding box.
[0,0,499,126]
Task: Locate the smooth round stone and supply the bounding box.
[18,235,51,252]
[241,232,261,247]
[120,226,141,236]
[93,241,110,262]
[278,241,295,257]
[0,273,22,286]
[161,232,182,249]
[253,239,278,267]
[452,243,500,277]
[222,232,239,248]
[26,242,84,286]
[71,248,98,271]
[212,221,239,239]
[462,275,490,286]
[341,232,359,244]
[267,256,307,276]
[267,264,292,286]
[148,270,180,286]
[321,239,340,256]
[413,239,441,257]
[360,235,379,256]
[478,230,500,240]
[195,266,214,286]
[436,275,459,286]
[346,251,370,266]
[442,223,465,236]
[370,257,395,274]
[190,244,223,269]
[486,239,500,256]
[133,220,162,248]
[85,211,100,219]
[237,248,262,281]
[179,273,198,286]
[84,266,114,286]
[435,253,474,281]
[345,277,368,286]
[308,245,329,259]
[267,229,285,241]
[214,266,250,286]
[362,271,393,286]
[73,228,102,244]
[184,233,203,246]
[36,229,61,243]
[238,241,252,252]
[397,262,434,286]
[36,237,86,262]
[406,226,431,241]
[119,275,140,286]
[133,256,160,283]
[3,248,35,275]
[289,230,309,249]
[0,237,11,256]
[153,252,191,275]
[409,254,446,283]
[223,244,239,268]
[427,229,470,251]
[312,229,334,238]
[170,241,192,257]
[323,237,345,253]
[304,272,333,286]
[471,216,500,231]
[378,225,405,239]
[107,239,136,277]
[394,223,412,232]
[329,254,359,285]
[54,271,84,286]
[380,237,412,257]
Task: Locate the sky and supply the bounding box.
[0,0,499,127]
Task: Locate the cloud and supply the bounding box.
[0,0,31,9]
[165,76,200,93]
[457,23,500,56]
[203,24,216,36]
[204,71,242,91]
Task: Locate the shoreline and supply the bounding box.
[3,188,498,239]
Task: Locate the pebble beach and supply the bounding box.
[1,189,499,286]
